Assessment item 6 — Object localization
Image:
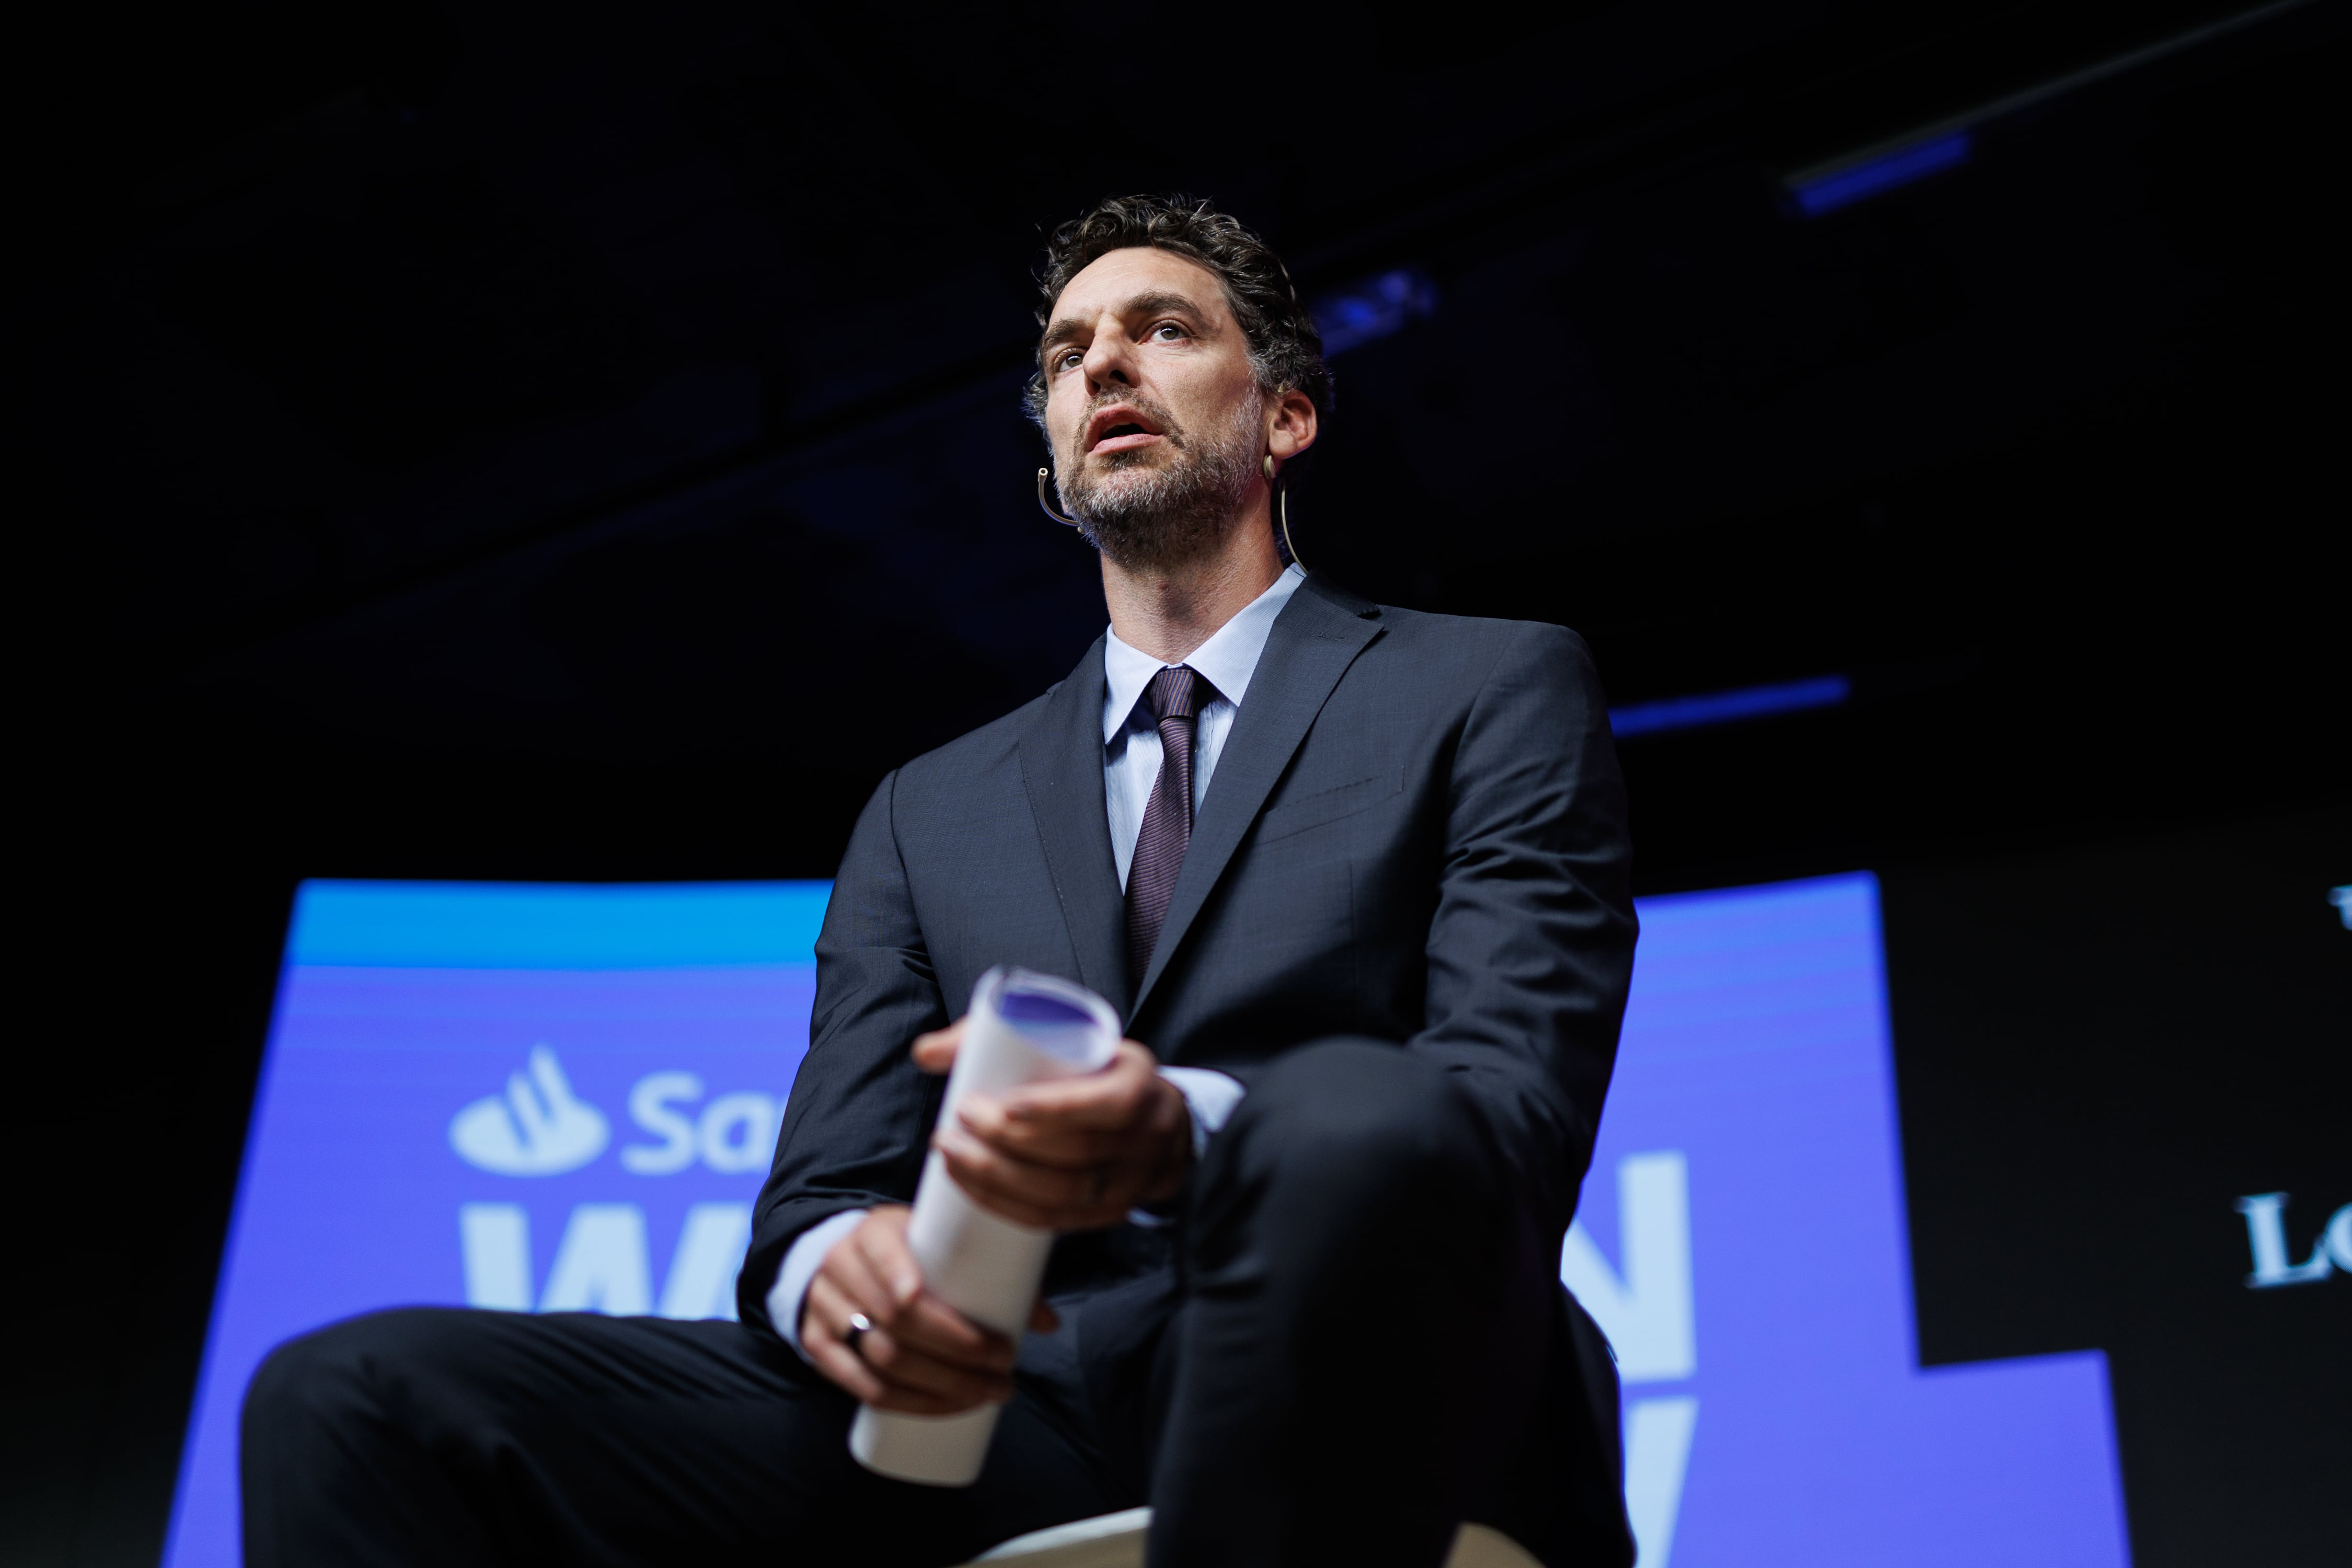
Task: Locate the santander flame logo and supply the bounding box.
[449,1046,610,1176]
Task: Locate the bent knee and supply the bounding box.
[243,1308,470,1436]
[1240,1040,1488,1200]
[246,1323,366,1442]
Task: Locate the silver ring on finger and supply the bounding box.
[845,1311,874,1359]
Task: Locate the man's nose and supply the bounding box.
[1080,319,1137,389]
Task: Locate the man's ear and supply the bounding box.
[1266,388,1319,463]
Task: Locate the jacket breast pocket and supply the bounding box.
[1254,771,1399,845]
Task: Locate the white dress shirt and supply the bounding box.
[768,566,1304,1352]
[1101,563,1305,891]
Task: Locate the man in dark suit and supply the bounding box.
[241,195,1636,1568]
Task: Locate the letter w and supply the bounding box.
[459,1202,751,1319]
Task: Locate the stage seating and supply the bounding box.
[969,1508,1543,1567]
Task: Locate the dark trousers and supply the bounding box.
[241,1042,1628,1568]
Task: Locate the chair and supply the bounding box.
[968,1507,1543,1567]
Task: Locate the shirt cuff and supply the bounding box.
[1159,1066,1246,1156]
[1126,1068,1243,1227]
[767,1208,869,1362]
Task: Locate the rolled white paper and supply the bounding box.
[850,966,1120,1485]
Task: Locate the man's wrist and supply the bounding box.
[1158,1066,1245,1157]
[1141,1074,1194,1204]
[1133,1067,1243,1217]
[769,1208,869,1360]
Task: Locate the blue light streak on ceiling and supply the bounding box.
[1610,675,1852,737]
[1313,267,1439,355]
[1789,133,1972,216]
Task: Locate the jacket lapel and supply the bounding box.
[1128,577,1384,1022]
[1018,636,1132,1013]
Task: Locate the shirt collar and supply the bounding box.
[1101,564,1306,744]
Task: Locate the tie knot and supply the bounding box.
[1145,664,1209,724]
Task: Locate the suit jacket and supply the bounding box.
[738,573,1637,1548]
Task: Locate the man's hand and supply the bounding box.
[800,1206,1058,1413]
[913,1018,1193,1230]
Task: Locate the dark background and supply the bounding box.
[11,1,2345,1562]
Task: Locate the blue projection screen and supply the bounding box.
[166,872,2128,1567]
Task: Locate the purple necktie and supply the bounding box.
[1126,664,1213,986]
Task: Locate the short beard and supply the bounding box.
[1059,390,1263,572]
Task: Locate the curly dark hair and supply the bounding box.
[1023,194,1329,433]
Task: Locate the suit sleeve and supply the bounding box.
[1411,621,1635,1239]
[735,769,951,1334]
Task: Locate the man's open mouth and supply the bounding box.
[1085,406,1167,455]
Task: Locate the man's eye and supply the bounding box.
[1150,322,1188,342]
[1056,351,1083,371]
